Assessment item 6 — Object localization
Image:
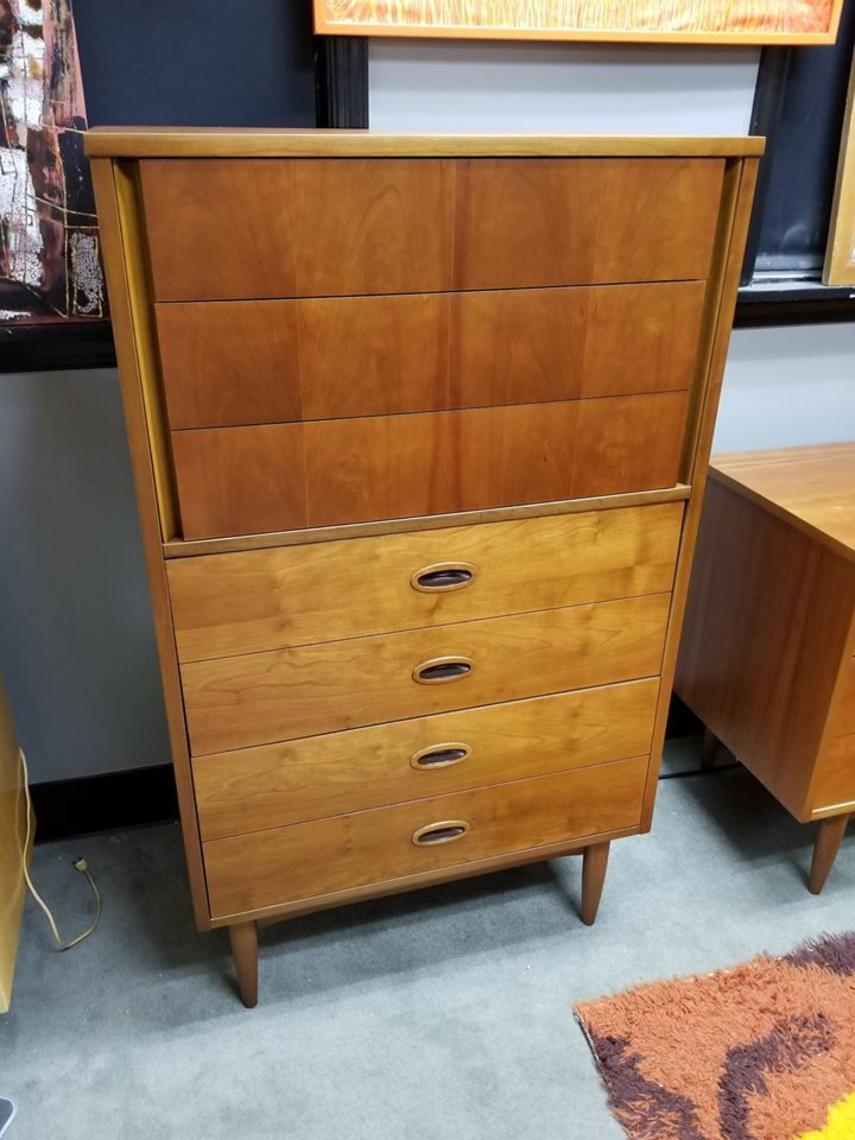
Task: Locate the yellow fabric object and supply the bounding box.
[797,1092,855,1139]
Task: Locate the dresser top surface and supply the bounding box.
[711,444,855,562]
[85,127,765,160]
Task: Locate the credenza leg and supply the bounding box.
[229,920,259,1008]
[581,841,610,926]
[809,814,850,895]
[700,725,720,771]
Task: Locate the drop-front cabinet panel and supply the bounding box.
[86,129,760,1006]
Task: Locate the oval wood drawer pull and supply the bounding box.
[412,820,471,847]
[410,742,471,770]
[412,656,473,684]
[410,562,477,593]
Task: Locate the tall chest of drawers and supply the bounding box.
[86,130,761,1006]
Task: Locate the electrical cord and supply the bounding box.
[18,747,101,951]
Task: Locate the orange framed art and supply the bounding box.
[313,0,844,45]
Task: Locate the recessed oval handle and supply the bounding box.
[410,562,477,593]
[412,656,473,685]
[410,742,471,770]
[412,819,470,847]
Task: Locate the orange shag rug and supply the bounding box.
[575,932,855,1140]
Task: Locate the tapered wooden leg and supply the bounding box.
[809,814,850,895]
[701,725,720,771]
[581,841,610,926]
[229,921,258,1008]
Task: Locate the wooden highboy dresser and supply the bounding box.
[86,129,761,1006]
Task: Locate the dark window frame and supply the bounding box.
[736,42,855,328]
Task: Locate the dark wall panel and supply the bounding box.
[72,0,316,127]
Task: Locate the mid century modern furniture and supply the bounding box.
[86,129,761,1005]
[677,444,855,893]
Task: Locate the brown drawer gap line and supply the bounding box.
[154,276,707,306]
[167,386,695,433]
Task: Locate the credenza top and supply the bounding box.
[85,127,765,160]
[711,443,855,564]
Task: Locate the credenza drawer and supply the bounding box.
[155,282,704,430]
[140,157,722,302]
[181,593,670,755]
[193,679,660,839]
[171,392,689,540]
[203,755,649,917]
[168,504,683,662]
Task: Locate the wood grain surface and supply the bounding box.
[88,158,210,927]
[140,157,722,301]
[193,679,659,839]
[814,733,855,814]
[155,281,704,429]
[86,128,766,160]
[676,477,855,820]
[182,593,670,754]
[827,652,855,738]
[711,444,855,564]
[203,756,648,917]
[167,502,682,661]
[171,392,690,539]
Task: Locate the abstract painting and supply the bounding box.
[0,0,104,324]
[314,0,844,44]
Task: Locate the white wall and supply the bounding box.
[370,41,759,134]
[0,369,170,782]
[716,324,855,452]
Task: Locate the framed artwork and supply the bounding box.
[824,49,855,285]
[314,0,844,45]
[0,0,105,328]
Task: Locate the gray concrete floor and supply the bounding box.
[3,736,854,1140]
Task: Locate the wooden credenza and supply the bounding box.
[86,130,761,1005]
[677,445,855,894]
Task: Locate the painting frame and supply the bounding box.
[824,48,855,286]
[313,0,845,46]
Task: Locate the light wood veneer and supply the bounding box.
[193,680,660,840]
[167,503,682,662]
[182,593,670,755]
[204,757,649,919]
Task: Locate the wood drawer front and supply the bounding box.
[194,679,659,840]
[172,392,689,540]
[156,282,705,429]
[168,503,683,662]
[140,158,722,302]
[182,593,669,755]
[203,755,648,918]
